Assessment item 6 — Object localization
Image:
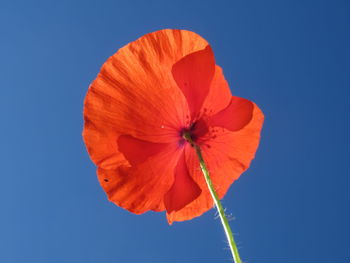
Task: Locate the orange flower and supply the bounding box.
[83,29,264,224]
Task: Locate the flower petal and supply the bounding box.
[167,102,264,223]
[200,65,232,116]
[172,45,215,119]
[83,29,208,168]
[117,135,168,166]
[164,152,202,214]
[97,142,183,214]
[83,118,128,170]
[209,96,254,131]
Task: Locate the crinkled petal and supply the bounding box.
[98,142,183,214]
[167,102,264,223]
[83,29,208,168]
[83,117,128,170]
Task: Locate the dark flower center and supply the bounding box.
[182,129,194,146]
[179,120,209,147]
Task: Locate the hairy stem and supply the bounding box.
[194,144,242,263]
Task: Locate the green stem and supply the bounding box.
[194,144,242,263]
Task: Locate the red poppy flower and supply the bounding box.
[83,29,264,224]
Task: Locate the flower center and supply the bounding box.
[180,121,202,147]
[182,130,194,146]
[179,119,211,148]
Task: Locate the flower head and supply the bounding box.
[83,29,264,224]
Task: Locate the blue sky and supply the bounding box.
[1,0,349,262]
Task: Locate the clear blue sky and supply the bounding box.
[1,0,349,262]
